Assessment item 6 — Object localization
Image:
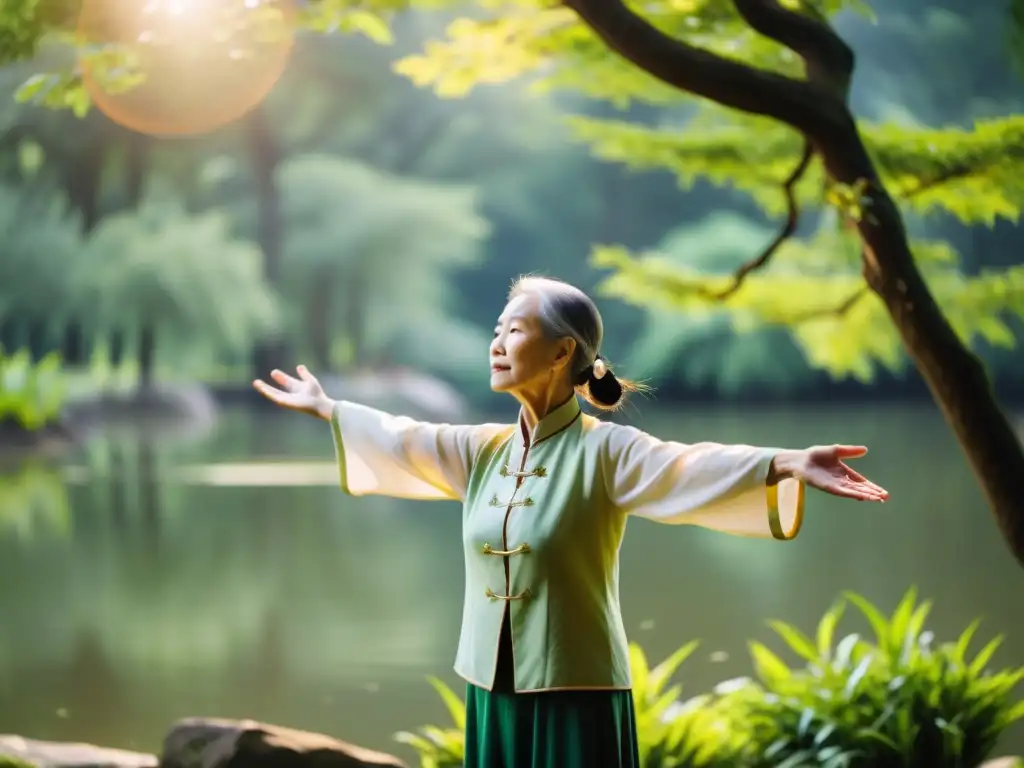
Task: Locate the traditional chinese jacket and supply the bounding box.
[330,395,804,693]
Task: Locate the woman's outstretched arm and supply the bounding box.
[600,423,887,541]
[254,366,507,502]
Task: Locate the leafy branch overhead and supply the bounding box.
[393,2,1022,376]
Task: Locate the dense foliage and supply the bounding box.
[0,348,65,431]
[399,589,1024,768]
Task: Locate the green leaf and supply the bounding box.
[844,591,891,647]
[968,636,1005,677]
[346,10,393,44]
[14,72,53,102]
[816,601,846,660]
[749,640,791,685]
[67,84,91,118]
[768,620,819,663]
[427,676,467,732]
[954,620,982,665]
[647,640,699,693]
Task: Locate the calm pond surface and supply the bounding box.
[1,401,1022,762]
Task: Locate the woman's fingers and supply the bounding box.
[833,444,868,459]
[840,464,889,496]
[254,371,319,414]
[840,480,887,501]
[833,483,886,501]
[810,473,887,502]
[253,379,298,407]
[270,368,302,390]
[842,463,869,483]
[296,364,317,383]
[253,379,283,402]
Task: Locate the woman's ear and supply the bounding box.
[553,337,577,370]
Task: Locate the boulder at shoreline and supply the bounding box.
[0,720,408,768]
[160,718,407,768]
[0,734,157,768]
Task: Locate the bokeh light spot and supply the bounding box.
[77,0,296,136]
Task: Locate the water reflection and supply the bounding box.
[0,462,71,542]
[0,403,1021,760]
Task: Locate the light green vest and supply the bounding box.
[330,395,804,693]
[455,396,633,692]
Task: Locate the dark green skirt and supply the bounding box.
[463,614,640,768]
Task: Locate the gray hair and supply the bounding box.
[509,275,603,384]
[509,275,636,410]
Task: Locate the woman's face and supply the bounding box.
[489,294,574,395]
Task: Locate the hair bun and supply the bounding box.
[587,363,623,408]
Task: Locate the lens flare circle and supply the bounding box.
[77,0,295,136]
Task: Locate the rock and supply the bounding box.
[63,384,219,442]
[0,735,157,768]
[160,718,408,768]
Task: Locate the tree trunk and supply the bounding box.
[61,132,109,368]
[0,315,20,353]
[61,323,86,368]
[826,127,1024,566]
[110,131,149,377]
[109,329,126,369]
[124,131,148,206]
[137,323,156,393]
[344,263,367,369]
[308,266,333,370]
[246,106,288,378]
[27,319,48,363]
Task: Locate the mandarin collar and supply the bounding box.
[517,395,582,447]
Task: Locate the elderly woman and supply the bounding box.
[253,275,888,768]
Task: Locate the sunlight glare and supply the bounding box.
[77,0,296,136]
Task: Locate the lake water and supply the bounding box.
[1,401,1022,763]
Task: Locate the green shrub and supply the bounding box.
[731,588,1024,767]
[393,640,743,768]
[397,589,1023,768]
[0,347,66,431]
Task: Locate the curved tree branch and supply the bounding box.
[731,0,854,97]
[787,285,869,324]
[707,139,813,300]
[561,0,844,137]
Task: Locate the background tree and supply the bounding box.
[82,202,279,392]
[0,183,83,360]
[271,154,491,376]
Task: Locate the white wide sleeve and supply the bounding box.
[330,400,497,502]
[602,424,805,540]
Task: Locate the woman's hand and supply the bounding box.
[252,365,334,421]
[773,445,889,502]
